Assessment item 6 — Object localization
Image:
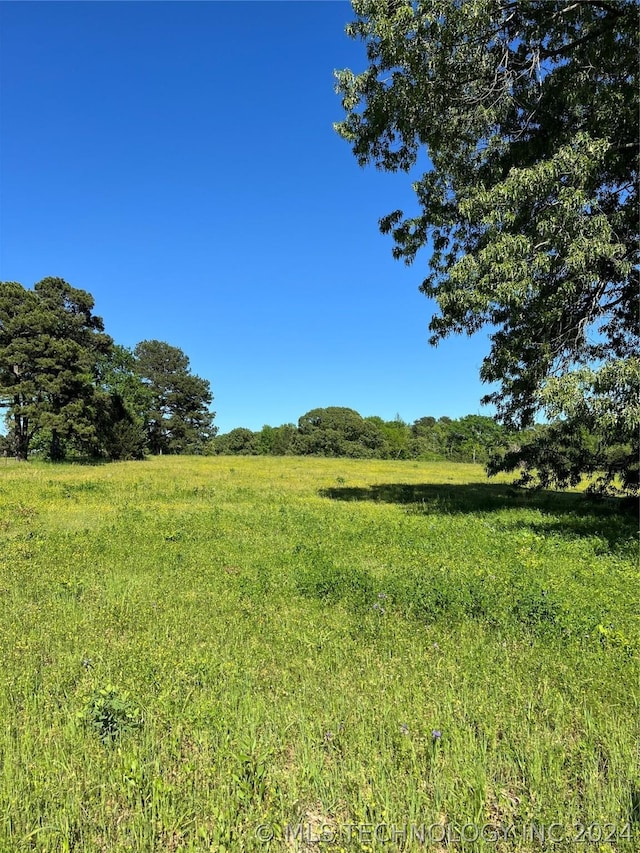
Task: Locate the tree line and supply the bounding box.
[1,278,636,493]
[0,278,216,461]
[213,407,513,463]
[212,406,636,493]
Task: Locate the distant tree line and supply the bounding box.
[211,407,512,464]
[2,279,635,493]
[212,409,637,494]
[0,278,216,460]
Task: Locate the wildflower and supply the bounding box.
[373,602,385,615]
[324,730,334,742]
[81,657,93,669]
[432,642,440,651]
[400,723,409,736]
[431,729,442,742]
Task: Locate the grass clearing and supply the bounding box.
[0,456,638,851]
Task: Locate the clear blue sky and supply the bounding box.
[0,0,495,435]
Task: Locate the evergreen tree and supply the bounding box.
[133,340,215,454]
[0,278,112,459]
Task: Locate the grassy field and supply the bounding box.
[0,456,638,852]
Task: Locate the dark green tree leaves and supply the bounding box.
[0,282,217,460]
[298,407,385,457]
[0,278,112,459]
[93,345,151,460]
[212,409,510,463]
[335,0,639,491]
[133,340,216,455]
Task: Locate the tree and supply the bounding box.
[0,431,13,457]
[271,423,299,455]
[488,408,638,493]
[257,423,298,455]
[212,427,260,455]
[297,407,384,457]
[93,345,151,460]
[367,414,412,458]
[445,414,508,463]
[335,0,639,491]
[133,340,216,454]
[409,415,442,457]
[0,278,112,460]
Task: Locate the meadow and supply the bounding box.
[0,456,638,852]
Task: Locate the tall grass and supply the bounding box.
[0,456,638,851]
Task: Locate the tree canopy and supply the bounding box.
[0,278,112,459]
[212,407,510,462]
[335,0,638,491]
[0,280,216,461]
[134,340,216,455]
[298,406,385,457]
[93,344,152,460]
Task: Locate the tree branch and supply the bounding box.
[539,23,614,60]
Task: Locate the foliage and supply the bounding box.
[0,281,217,461]
[133,339,216,455]
[297,406,384,457]
[80,686,143,743]
[256,423,298,456]
[335,0,639,491]
[212,426,261,455]
[213,407,510,463]
[489,417,639,495]
[368,413,413,458]
[0,278,113,460]
[0,430,14,457]
[92,345,151,460]
[446,414,512,464]
[92,392,148,462]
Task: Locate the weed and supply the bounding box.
[57,577,85,600]
[232,741,272,807]
[80,686,143,743]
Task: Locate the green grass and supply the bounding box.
[0,456,638,852]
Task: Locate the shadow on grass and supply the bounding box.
[319,482,637,551]
[33,455,149,466]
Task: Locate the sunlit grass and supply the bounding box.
[0,456,638,851]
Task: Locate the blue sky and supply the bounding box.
[1,0,495,434]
